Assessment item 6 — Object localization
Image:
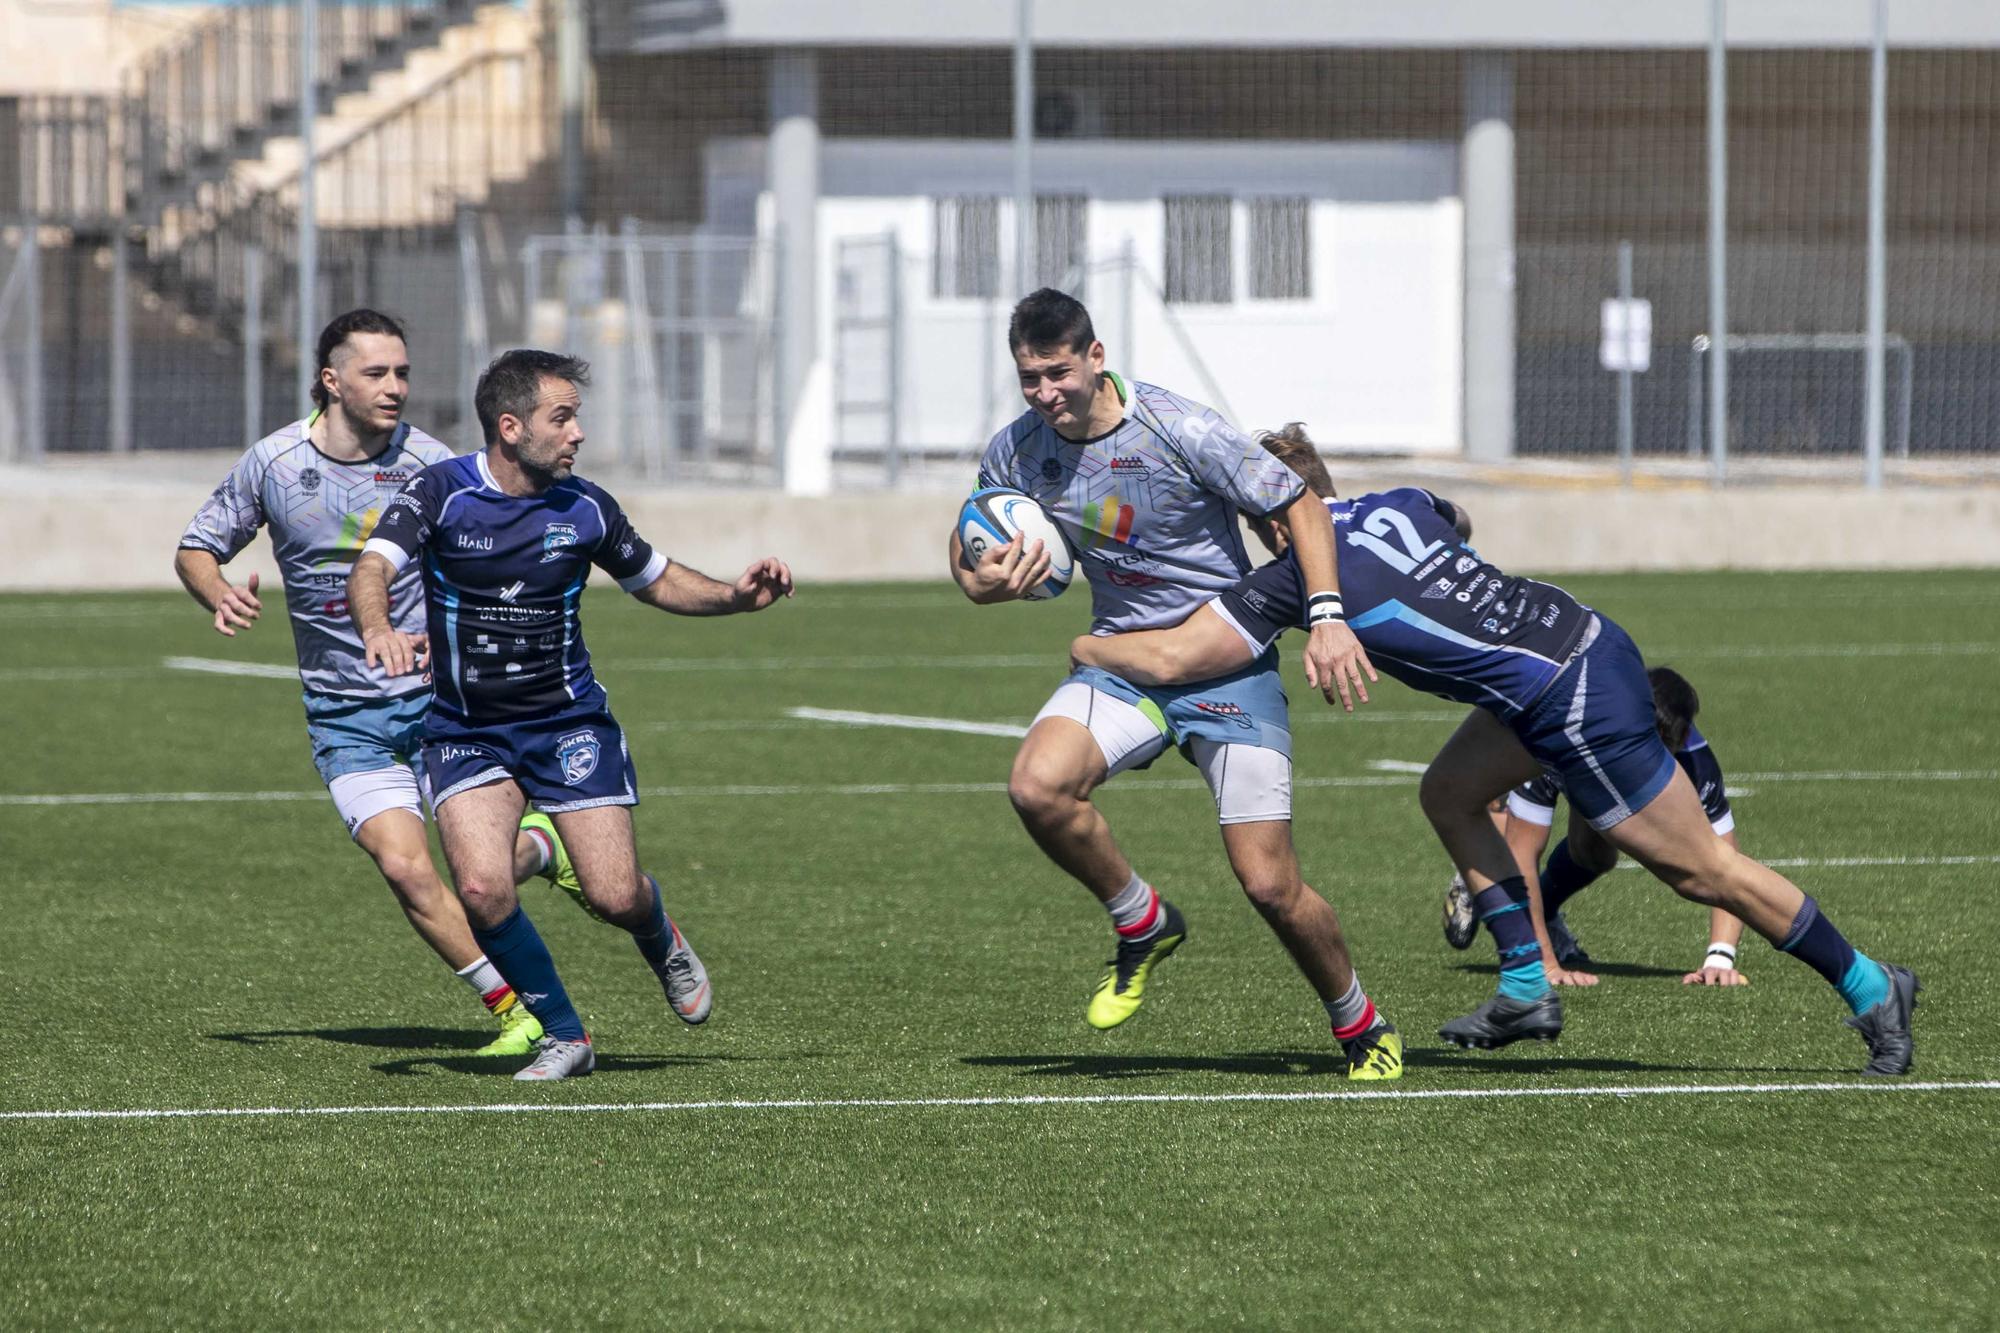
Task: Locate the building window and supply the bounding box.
[1248,197,1311,301]
[932,196,1000,299]
[1035,195,1087,291]
[1163,195,1232,304]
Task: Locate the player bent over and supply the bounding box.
[350,348,793,1081]
[175,309,582,1056]
[951,291,1401,1080]
[1069,426,1919,1076]
[1450,666,1754,987]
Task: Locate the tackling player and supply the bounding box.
[175,309,581,1056]
[349,348,793,1081]
[1067,426,1920,1076]
[950,291,1401,1080]
[1446,667,1753,987]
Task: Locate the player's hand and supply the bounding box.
[1547,964,1600,987]
[967,532,1050,603]
[364,627,422,677]
[411,633,431,672]
[211,570,263,637]
[1302,619,1377,711]
[731,556,795,612]
[1682,964,1750,986]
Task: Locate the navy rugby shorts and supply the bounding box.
[422,707,639,814]
[1509,615,1678,831]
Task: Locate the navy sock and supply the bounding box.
[630,874,676,976]
[1473,877,1550,1001]
[1539,839,1603,917]
[470,905,586,1041]
[1780,896,1889,1014]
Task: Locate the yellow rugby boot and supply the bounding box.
[474,998,544,1057]
[1340,1019,1404,1081]
[1086,900,1187,1030]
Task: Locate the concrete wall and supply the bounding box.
[7,458,1998,593]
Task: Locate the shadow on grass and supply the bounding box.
[369,1052,737,1078]
[1404,1045,1848,1078]
[963,1051,1349,1081]
[210,1026,503,1051]
[1451,961,1690,981]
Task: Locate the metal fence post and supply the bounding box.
[24,226,44,460]
[110,229,132,452]
[1863,0,1889,488]
[297,0,319,407]
[1616,239,1634,484]
[1013,0,1034,297]
[244,243,264,446]
[885,228,902,488]
[1707,0,1729,486]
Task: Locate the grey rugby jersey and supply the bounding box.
[179,419,452,698]
[976,375,1304,634]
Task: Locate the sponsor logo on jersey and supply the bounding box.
[1105,568,1163,588]
[457,533,495,551]
[556,729,601,784]
[1422,577,1455,600]
[299,466,321,494]
[1481,618,1502,632]
[1415,553,1451,580]
[1109,455,1150,475]
[374,470,412,484]
[434,744,482,761]
[1455,555,1479,575]
[499,580,525,603]
[1541,605,1562,627]
[1241,588,1269,612]
[541,522,580,562]
[1080,497,1136,548]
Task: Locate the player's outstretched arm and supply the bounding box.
[174,547,262,638]
[1685,831,1752,986]
[948,530,1050,605]
[1068,603,1254,687]
[1273,489,1376,711]
[634,557,795,616]
[348,551,424,676]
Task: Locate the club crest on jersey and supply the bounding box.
[541,522,580,563]
[299,466,321,495]
[1041,457,1063,482]
[556,730,601,784]
[1455,555,1479,575]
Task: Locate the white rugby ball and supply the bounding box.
[958,487,1076,601]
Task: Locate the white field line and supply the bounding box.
[1614,853,2000,871]
[785,707,1030,739]
[163,656,300,680]
[4,1079,1997,1124]
[0,642,1988,686]
[9,775,2000,809]
[1366,759,1432,774]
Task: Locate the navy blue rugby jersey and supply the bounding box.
[362,452,667,721]
[1510,725,1734,833]
[1214,489,1592,719]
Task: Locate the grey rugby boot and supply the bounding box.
[513,1036,596,1082]
[1442,875,1478,950]
[1439,991,1565,1050]
[1844,963,1920,1076]
[660,920,713,1026]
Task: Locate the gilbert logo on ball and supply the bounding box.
[958,487,1077,601]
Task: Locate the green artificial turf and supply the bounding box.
[2,572,1996,1328]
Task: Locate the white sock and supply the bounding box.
[455,955,511,1008]
[519,826,553,876]
[1104,872,1161,939]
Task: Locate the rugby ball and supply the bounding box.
[958,487,1076,601]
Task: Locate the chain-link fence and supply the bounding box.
[10,4,2000,483]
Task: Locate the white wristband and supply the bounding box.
[1704,944,1737,969]
[1307,592,1346,626]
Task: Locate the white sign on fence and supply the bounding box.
[1600,298,1653,373]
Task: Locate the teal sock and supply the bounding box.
[1499,960,1550,1004]
[1836,952,1891,1014]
